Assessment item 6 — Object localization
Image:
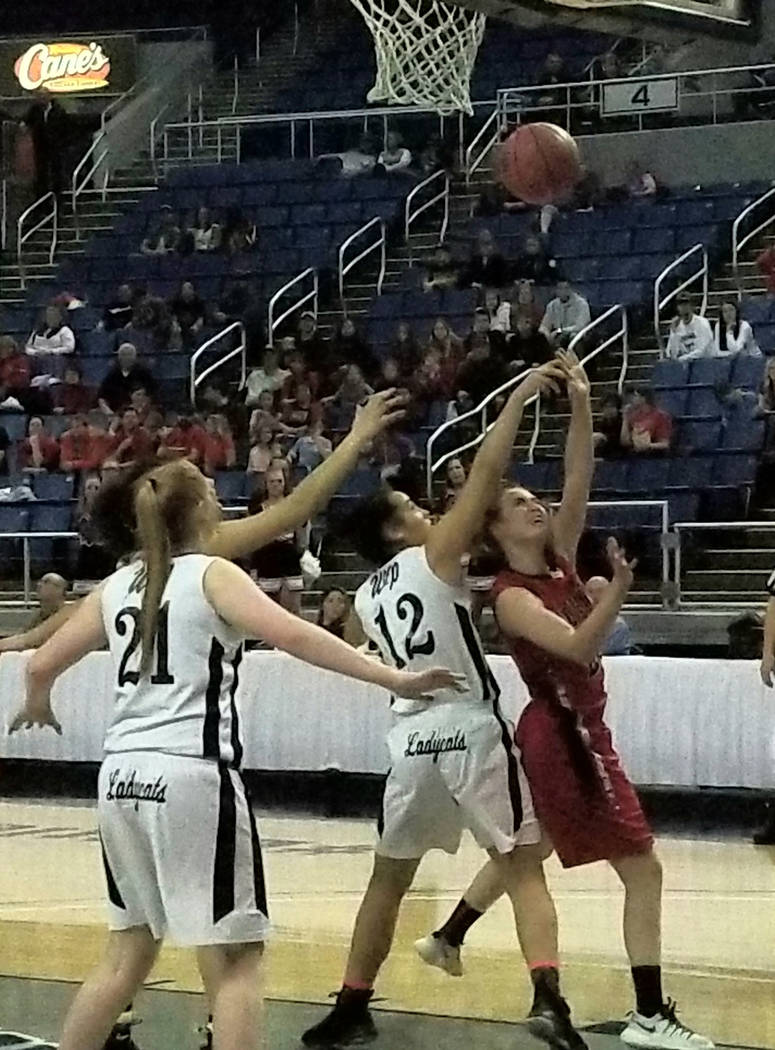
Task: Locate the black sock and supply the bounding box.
[339,986,373,1011]
[530,966,561,1011]
[631,965,663,1018]
[435,898,483,948]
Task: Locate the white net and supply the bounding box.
[348,0,486,115]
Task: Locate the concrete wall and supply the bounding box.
[577,118,775,186]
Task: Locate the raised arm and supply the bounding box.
[760,591,775,686]
[10,588,107,733]
[495,542,634,667]
[205,390,405,561]
[204,559,457,700]
[425,363,564,583]
[552,351,593,563]
[0,601,81,653]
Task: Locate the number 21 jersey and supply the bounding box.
[101,554,245,765]
[354,544,499,716]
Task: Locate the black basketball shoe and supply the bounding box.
[527,991,589,1050]
[301,989,377,1047]
[103,1007,142,1050]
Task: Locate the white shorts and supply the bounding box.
[377,703,539,859]
[257,576,304,594]
[98,751,269,946]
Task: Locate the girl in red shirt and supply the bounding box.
[420,353,711,1050]
[20,416,59,471]
[202,413,236,475]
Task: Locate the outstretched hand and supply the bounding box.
[555,349,591,398]
[8,702,62,736]
[391,667,468,702]
[607,536,637,591]
[515,362,566,403]
[351,389,409,443]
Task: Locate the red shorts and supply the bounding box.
[515,700,654,868]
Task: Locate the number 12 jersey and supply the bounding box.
[101,554,245,766]
[354,544,499,716]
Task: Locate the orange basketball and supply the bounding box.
[496,122,582,206]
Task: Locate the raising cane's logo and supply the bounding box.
[14,41,111,94]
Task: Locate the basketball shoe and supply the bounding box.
[301,989,377,1046]
[621,1000,714,1049]
[527,989,589,1050]
[197,1017,213,1050]
[414,933,463,976]
[102,1007,142,1050]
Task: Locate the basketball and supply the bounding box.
[496,122,582,205]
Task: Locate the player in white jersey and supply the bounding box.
[302,362,566,1049]
[10,458,459,1050]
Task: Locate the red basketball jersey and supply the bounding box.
[490,556,607,718]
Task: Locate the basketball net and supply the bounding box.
[347,0,486,115]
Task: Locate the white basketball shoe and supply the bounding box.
[413,933,464,977]
[621,1001,714,1050]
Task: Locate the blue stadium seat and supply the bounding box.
[27,503,73,566]
[668,492,700,522]
[513,461,550,491]
[627,457,670,493]
[713,453,757,486]
[33,474,74,501]
[592,459,630,492]
[0,506,29,565]
[81,329,117,357]
[652,360,688,387]
[80,357,108,385]
[722,419,765,451]
[655,388,687,417]
[337,467,380,497]
[686,387,722,417]
[0,414,28,443]
[632,228,674,254]
[666,455,713,490]
[730,355,766,390]
[215,472,247,503]
[681,421,721,450]
[689,359,731,385]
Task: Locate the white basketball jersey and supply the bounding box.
[101,554,245,765]
[354,545,500,716]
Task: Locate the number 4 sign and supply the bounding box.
[601,77,679,116]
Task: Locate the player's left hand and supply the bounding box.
[555,349,591,398]
[8,703,62,735]
[391,667,467,702]
[760,651,774,688]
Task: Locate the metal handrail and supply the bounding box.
[653,244,708,356]
[1,177,7,253]
[464,108,500,186]
[232,55,240,116]
[672,520,774,609]
[526,305,628,462]
[732,185,775,280]
[339,216,386,304]
[190,321,246,405]
[405,170,449,262]
[268,268,319,337]
[150,101,172,173]
[585,498,670,604]
[71,132,109,234]
[100,82,139,131]
[17,192,57,288]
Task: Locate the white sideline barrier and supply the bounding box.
[0,653,772,789]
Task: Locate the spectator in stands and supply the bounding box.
[511,234,558,286]
[24,89,69,200]
[20,415,59,471]
[443,456,467,509]
[212,279,251,329]
[535,51,569,108]
[482,289,509,334]
[248,468,306,615]
[25,304,75,357]
[245,347,290,407]
[507,312,554,369]
[184,206,222,253]
[317,587,363,645]
[371,425,416,482]
[571,165,605,211]
[391,321,420,374]
[593,394,625,457]
[281,348,313,399]
[129,387,156,426]
[0,335,30,409]
[97,342,156,415]
[540,279,591,348]
[0,423,9,475]
[665,294,715,360]
[26,572,67,629]
[221,207,257,256]
[199,378,246,438]
[247,424,285,490]
[377,132,413,173]
[462,229,508,289]
[422,243,460,291]
[621,387,672,454]
[756,244,775,295]
[101,283,136,332]
[715,300,762,357]
[289,418,332,476]
[157,412,207,465]
[73,473,115,581]
[250,390,294,438]
[141,206,180,255]
[52,363,93,415]
[505,280,544,330]
[103,407,154,470]
[281,382,320,432]
[464,307,506,359]
[456,331,509,406]
[321,133,376,178]
[330,317,377,379]
[170,280,207,346]
[627,160,658,199]
[296,312,330,378]
[60,414,100,473]
[760,357,775,413]
[418,133,452,177]
[202,414,236,475]
[373,356,403,395]
[428,316,464,361]
[324,364,373,431]
[586,574,633,654]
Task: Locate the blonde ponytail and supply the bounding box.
[134,476,171,675]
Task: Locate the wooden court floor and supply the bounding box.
[0,800,772,1049]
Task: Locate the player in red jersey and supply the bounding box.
[417,352,713,1050]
